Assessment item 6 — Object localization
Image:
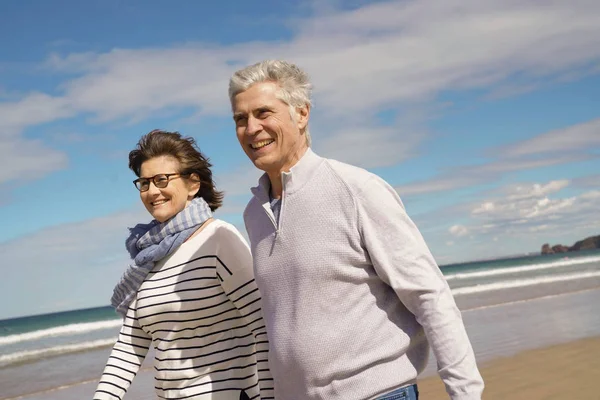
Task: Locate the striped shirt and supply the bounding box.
[94,219,274,400]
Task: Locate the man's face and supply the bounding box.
[232,82,309,176]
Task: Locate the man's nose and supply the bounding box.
[245,116,261,135]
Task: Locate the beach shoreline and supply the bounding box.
[2,252,599,400]
[418,336,600,399]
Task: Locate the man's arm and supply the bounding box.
[356,175,484,400]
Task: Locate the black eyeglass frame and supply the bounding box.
[133,173,189,192]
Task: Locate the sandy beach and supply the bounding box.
[418,336,600,399]
[3,256,599,400]
[6,338,600,400]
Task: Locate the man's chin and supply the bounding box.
[250,156,273,172]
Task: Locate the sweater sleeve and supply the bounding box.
[356,176,484,400]
[93,303,151,400]
[216,224,275,400]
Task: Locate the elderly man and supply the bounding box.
[228,60,484,400]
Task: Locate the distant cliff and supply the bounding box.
[541,235,600,254]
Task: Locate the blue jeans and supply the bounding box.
[375,384,419,400]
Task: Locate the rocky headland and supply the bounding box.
[541,235,600,255]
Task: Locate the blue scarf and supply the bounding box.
[111,197,213,318]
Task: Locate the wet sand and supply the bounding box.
[418,336,600,399]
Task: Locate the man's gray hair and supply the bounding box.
[229,60,313,146]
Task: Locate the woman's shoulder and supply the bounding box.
[185,219,246,245]
[183,220,250,262]
[210,219,248,243]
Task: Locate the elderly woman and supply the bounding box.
[94,130,273,400]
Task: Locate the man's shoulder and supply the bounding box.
[243,194,263,211]
[322,157,403,209]
[323,157,383,192]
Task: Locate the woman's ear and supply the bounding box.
[187,173,201,198]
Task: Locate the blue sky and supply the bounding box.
[1,0,599,319]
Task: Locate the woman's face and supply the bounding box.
[138,155,199,223]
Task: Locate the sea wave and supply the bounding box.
[0,319,122,347]
[0,338,116,368]
[452,270,600,296]
[445,255,600,281]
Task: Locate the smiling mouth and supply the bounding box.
[151,199,169,206]
[250,140,274,150]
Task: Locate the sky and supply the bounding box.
[1,0,599,319]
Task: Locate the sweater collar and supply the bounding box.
[251,148,323,200]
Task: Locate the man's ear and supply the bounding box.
[296,105,310,131]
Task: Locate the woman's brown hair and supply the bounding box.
[129,130,223,211]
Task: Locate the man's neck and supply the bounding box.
[266,147,309,199]
[267,172,283,199]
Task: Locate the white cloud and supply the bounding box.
[396,150,590,196]
[315,124,424,168]
[572,174,600,188]
[0,208,148,319]
[411,176,600,263]
[488,179,569,203]
[0,94,71,184]
[297,0,600,109]
[0,93,72,135]
[449,224,469,237]
[471,180,574,220]
[462,181,600,238]
[472,202,495,214]
[499,118,600,157]
[2,0,600,180]
[529,224,551,233]
[0,138,68,183]
[477,155,593,174]
[398,175,478,197]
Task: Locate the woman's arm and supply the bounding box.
[93,303,151,400]
[216,224,274,399]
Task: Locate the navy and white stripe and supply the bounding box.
[95,220,273,400]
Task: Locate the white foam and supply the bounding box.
[0,338,116,367]
[452,270,600,296]
[445,255,600,281]
[0,319,121,346]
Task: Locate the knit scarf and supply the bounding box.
[111,197,213,318]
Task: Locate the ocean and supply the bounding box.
[2,249,600,399]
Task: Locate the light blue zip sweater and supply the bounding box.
[243,149,483,400]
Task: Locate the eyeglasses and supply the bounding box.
[133,173,187,192]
